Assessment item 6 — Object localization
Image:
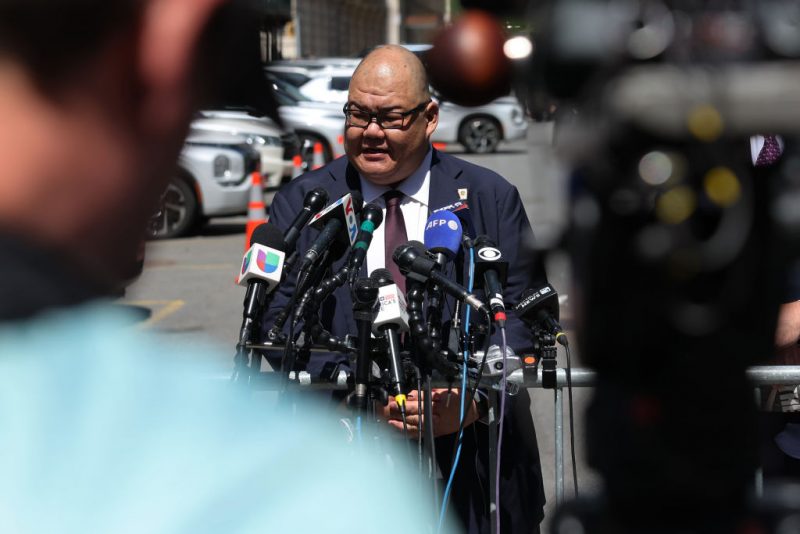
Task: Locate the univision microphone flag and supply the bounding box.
[237,244,285,288]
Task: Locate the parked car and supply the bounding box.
[267,74,346,171]
[295,67,357,104]
[192,110,295,188]
[153,130,262,239]
[288,63,528,154]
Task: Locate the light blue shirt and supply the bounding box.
[0,304,452,533]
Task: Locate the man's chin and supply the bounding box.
[353,159,400,186]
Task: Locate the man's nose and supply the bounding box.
[363,120,385,138]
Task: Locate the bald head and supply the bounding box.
[351,45,430,103]
[344,44,439,186]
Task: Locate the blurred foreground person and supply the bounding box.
[0,1,441,532]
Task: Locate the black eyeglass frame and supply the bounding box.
[342,100,431,130]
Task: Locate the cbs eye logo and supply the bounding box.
[478,247,502,261]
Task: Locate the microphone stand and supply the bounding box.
[426,253,447,346]
[278,250,332,379]
[351,278,378,414]
[406,277,441,498]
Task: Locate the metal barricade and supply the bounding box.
[228,357,800,506]
[538,365,800,506]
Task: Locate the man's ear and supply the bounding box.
[137,0,227,132]
[425,100,439,137]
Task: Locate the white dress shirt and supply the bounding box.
[359,148,433,275]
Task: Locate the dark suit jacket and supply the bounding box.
[263,149,546,532]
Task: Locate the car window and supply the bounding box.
[268,70,311,88]
[269,76,311,102]
[273,89,296,107]
[330,77,351,91]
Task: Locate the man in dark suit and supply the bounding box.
[264,45,546,533]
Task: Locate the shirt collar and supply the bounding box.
[359,147,432,207]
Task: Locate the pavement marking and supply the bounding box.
[144,263,237,272]
[127,299,185,328]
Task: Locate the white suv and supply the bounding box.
[154,130,262,239]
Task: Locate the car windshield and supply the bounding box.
[268,75,312,102]
[330,76,351,91]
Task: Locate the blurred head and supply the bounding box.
[344,44,438,186]
[0,0,257,289]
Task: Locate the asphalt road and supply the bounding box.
[122,123,599,531]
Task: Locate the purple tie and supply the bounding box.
[383,190,408,294]
[756,135,781,167]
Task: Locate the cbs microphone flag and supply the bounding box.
[237,244,285,287]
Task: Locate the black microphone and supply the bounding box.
[370,269,409,412]
[473,235,509,326]
[297,191,363,274]
[393,241,489,316]
[346,203,383,282]
[239,223,287,331]
[284,188,328,251]
[514,284,568,346]
[352,277,379,412]
[433,198,476,240]
[234,223,287,377]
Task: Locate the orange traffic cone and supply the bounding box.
[244,171,267,250]
[292,153,303,178]
[312,142,325,170]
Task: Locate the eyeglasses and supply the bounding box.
[343,101,430,130]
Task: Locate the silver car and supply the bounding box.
[154,131,261,239]
[285,63,528,154]
[192,110,294,188]
[269,75,346,170]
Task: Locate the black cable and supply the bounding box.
[565,342,579,498]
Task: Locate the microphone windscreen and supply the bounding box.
[361,203,383,227]
[453,207,476,238]
[370,268,394,285]
[424,211,462,259]
[250,222,286,250]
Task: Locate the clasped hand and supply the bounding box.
[377,388,479,438]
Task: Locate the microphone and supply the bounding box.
[473,235,509,326]
[237,224,287,291]
[433,199,476,240]
[346,202,383,282]
[352,277,379,412]
[297,192,363,274]
[423,211,463,339]
[284,187,329,252]
[514,284,568,346]
[424,210,462,264]
[370,269,409,412]
[393,241,489,316]
[234,223,287,377]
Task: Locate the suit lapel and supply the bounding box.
[427,149,465,214]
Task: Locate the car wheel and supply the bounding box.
[153,176,199,239]
[458,116,502,154]
[297,133,332,171]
